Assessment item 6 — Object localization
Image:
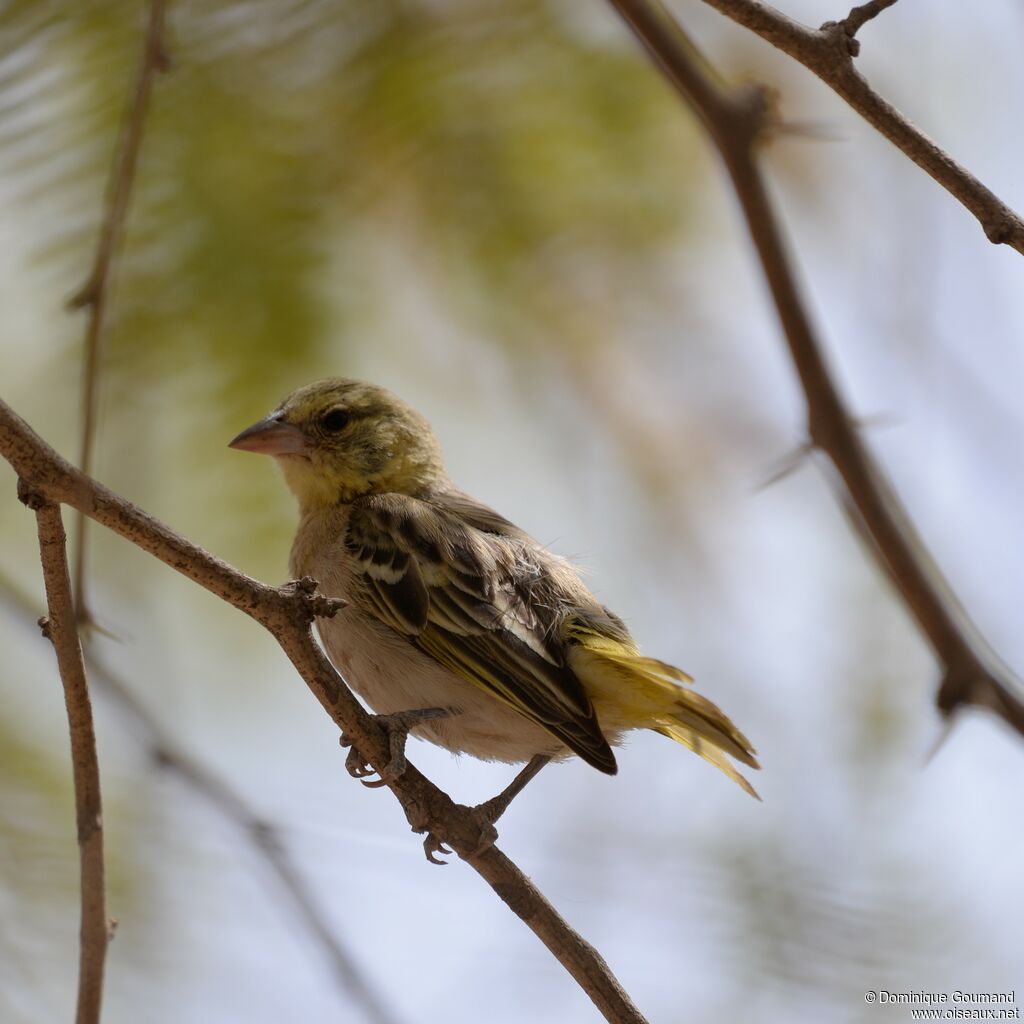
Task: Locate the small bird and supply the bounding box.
[230,378,759,828]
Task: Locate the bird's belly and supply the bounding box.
[292,514,567,764]
[315,610,567,765]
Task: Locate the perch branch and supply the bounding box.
[608,0,1024,733]
[0,399,648,1024]
[0,575,402,1024]
[695,0,1024,253]
[69,0,169,622]
[23,498,108,1024]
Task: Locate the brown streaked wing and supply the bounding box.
[345,493,618,774]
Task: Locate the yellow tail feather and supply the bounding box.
[570,633,760,799]
[655,723,761,800]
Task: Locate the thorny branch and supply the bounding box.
[697,0,1024,253]
[69,0,169,623]
[0,401,649,1024]
[608,0,1024,734]
[23,497,108,1024]
[0,575,403,1024]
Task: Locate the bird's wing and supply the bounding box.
[345,492,617,773]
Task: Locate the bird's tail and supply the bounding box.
[571,634,760,799]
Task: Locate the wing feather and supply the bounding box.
[345,493,617,773]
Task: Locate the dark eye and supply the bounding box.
[320,408,350,433]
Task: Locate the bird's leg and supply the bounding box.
[475,753,551,825]
[339,707,455,788]
[422,754,551,865]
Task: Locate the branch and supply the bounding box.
[696,0,1024,253]
[0,399,649,1024]
[607,0,1024,735]
[841,0,899,38]
[22,497,108,1024]
[69,0,169,622]
[0,575,403,1024]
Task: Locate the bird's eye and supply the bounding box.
[320,408,350,433]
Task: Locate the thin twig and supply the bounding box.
[607,0,1024,734]
[0,400,649,1024]
[840,0,899,38]
[20,496,108,1024]
[697,0,1024,252]
[0,575,403,1024]
[69,0,169,623]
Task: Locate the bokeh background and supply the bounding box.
[1,1,1023,1021]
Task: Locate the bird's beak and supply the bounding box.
[228,413,310,456]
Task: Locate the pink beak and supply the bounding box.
[228,413,310,456]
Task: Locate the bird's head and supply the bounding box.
[229,378,446,509]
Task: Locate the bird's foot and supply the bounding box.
[340,707,454,788]
[420,754,551,865]
[419,808,504,865]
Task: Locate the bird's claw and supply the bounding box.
[338,707,454,789]
[422,833,453,865]
[414,754,549,865]
[417,802,501,866]
[341,715,543,866]
[342,743,379,783]
[341,738,404,788]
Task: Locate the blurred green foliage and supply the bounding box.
[2,0,699,412]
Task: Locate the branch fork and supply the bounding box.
[826,0,901,51]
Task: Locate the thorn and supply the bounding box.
[756,441,813,491]
[74,602,124,642]
[854,411,902,433]
[67,275,100,311]
[85,619,122,642]
[730,82,776,150]
[248,819,277,848]
[152,42,172,74]
[772,119,845,143]
[923,717,955,766]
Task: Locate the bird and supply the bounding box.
[229,378,759,841]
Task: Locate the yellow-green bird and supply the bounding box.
[230,378,759,819]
